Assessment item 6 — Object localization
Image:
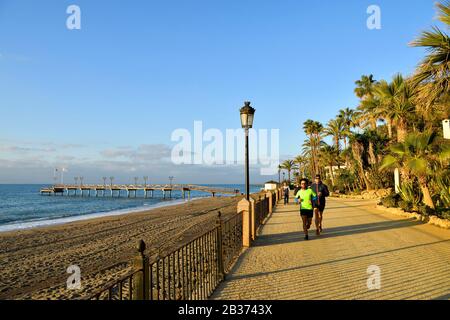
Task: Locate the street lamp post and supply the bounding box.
[169,176,174,188]
[143,176,148,188]
[278,165,281,185]
[240,101,256,201]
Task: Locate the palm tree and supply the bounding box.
[374,77,404,139]
[349,134,373,191]
[357,95,382,130]
[303,120,324,175]
[390,76,417,142]
[319,144,338,186]
[281,160,297,184]
[380,131,449,209]
[338,108,355,149]
[294,155,308,178]
[109,176,114,187]
[324,118,345,153]
[410,1,450,111]
[354,74,377,100]
[102,177,107,187]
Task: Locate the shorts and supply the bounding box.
[300,209,314,218]
[313,200,326,213]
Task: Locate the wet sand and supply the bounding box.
[0,196,242,300]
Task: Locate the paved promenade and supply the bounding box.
[212,196,450,300]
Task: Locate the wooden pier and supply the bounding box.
[40,184,241,199]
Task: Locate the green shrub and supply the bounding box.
[398,200,413,212]
[381,194,400,208]
[416,204,435,217]
[399,181,422,210]
[436,208,450,220]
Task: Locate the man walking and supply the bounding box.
[283,183,290,205]
[311,174,330,235]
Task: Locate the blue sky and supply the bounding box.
[0,0,441,183]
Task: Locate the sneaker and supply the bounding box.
[304,235,309,241]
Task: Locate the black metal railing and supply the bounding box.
[86,190,278,300]
[86,210,244,300]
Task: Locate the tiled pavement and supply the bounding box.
[212,197,450,300]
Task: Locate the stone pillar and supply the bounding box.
[237,198,252,247]
[266,191,273,214]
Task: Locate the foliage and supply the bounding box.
[398,181,422,210]
[381,194,401,208]
[290,2,449,217]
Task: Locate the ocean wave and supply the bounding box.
[0,197,206,233]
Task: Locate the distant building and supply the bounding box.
[324,166,348,179]
[264,181,278,191]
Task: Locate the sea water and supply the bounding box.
[0,184,263,232]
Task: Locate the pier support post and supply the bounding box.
[132,240,149,300]
[237,198,252,247]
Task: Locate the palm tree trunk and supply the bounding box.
[368,141,377,165]
[397,119,408,143]
[387,119,393,139]
[419,176,435,209]
[351,141,372,190]
[328,164,335,186]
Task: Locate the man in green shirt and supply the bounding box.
[295,178,317,240]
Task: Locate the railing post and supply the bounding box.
[237,198,252,247]
[249,198,256,241]
[133,240,149,300]
[216,211,225,281]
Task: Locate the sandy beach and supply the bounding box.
[0,196,242,300]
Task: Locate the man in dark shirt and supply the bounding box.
[311,174,330,235]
